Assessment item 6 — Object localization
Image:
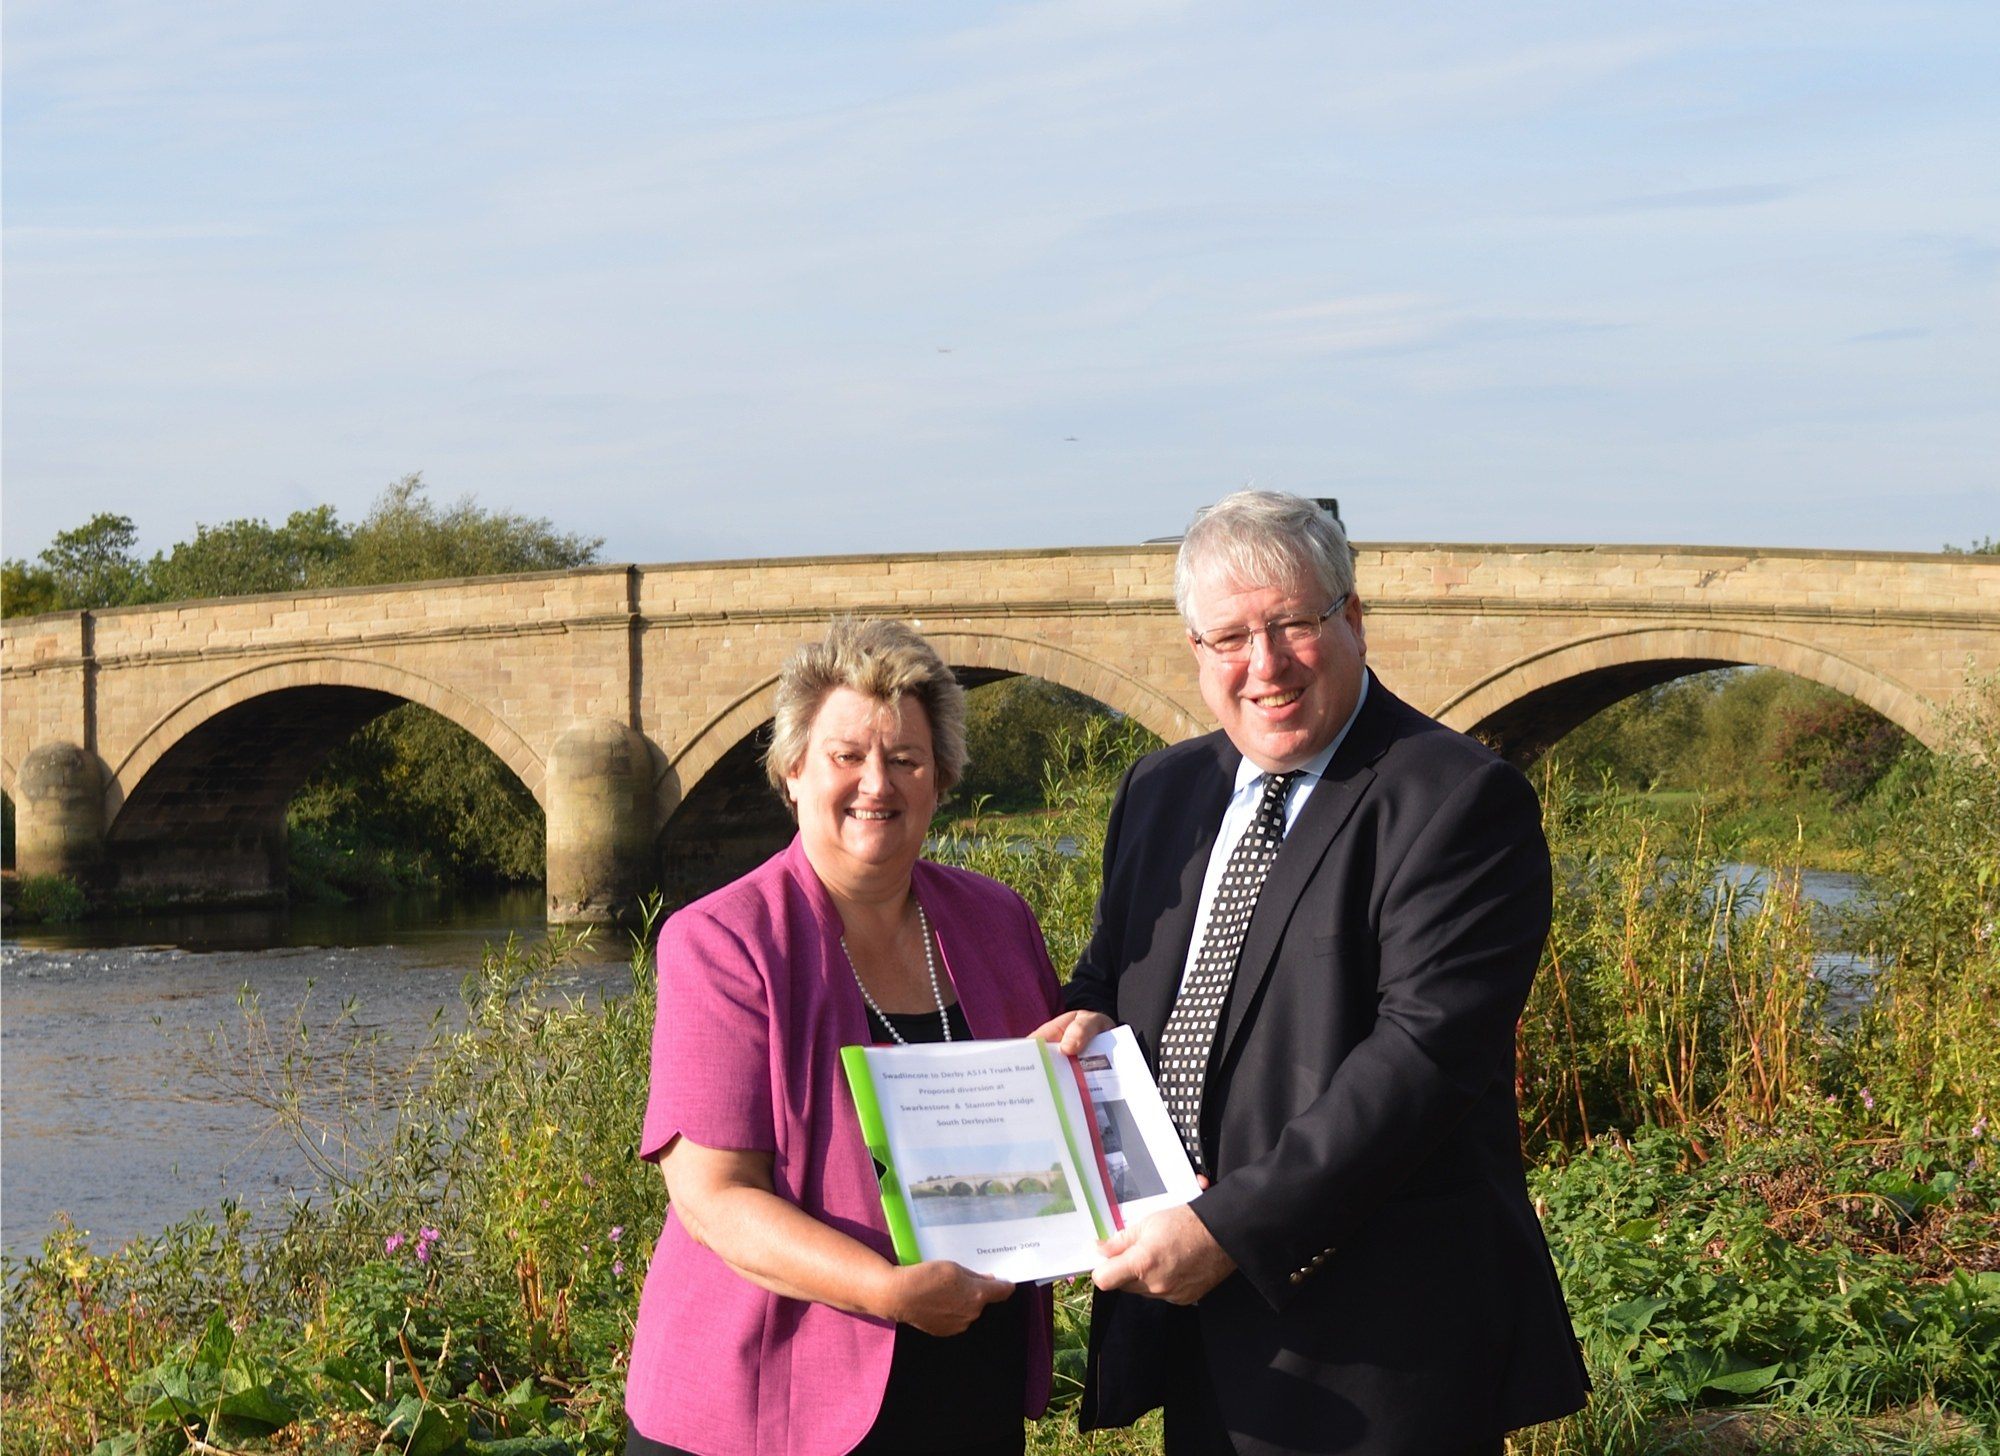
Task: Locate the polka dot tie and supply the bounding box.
[1157,770,1298,1176]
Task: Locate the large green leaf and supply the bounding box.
[1600,1293,1670,1335]
[497,1376,550,1427]
[380,1394,471,1456]
[193,1310,234,1372]
[138,1365,216,1427]
[1702,1361,1783,1395]
[215,1365,295,1431]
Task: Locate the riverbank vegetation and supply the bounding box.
[6,673,1995,1455]
[1542,667,1916,871]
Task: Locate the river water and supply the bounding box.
[1,888,639,1259]
[0,867,1869,1261]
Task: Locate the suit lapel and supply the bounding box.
[1127,739,1238,1047]
[1215,681,1396,1063]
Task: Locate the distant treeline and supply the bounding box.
[2,474,600,615]
[1547,669,1908,801]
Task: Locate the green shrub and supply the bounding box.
[9,872,89,922]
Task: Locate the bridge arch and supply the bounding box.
[99,657,546,902]
[651,630,1201,904]
[109,656,545,822]
[1436,626,1940,763]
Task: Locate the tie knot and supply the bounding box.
[1255,771,1297,827]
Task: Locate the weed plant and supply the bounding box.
[4,683,1996,1454]
[6,871,90,922]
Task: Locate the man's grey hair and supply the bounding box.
[763,617,968,806]
[1173,490,1355,627]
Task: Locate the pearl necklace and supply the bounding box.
[842,901,951,1044]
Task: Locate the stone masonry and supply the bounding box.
[4,544,1996,921]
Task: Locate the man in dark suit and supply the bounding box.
[1036,492,1588,1456]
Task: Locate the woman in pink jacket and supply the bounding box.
[624,619,1062,1456]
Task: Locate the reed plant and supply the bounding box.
[1520,771,1832,1151]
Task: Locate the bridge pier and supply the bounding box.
[15,741,107,886]
[546,719,658,926]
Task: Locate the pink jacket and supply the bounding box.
[625,836,1062,1455]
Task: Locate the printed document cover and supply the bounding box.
[841,1028,1197,1282]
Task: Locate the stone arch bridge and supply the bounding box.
[5,543,1995,922]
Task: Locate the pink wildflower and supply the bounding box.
[384,1233,405,1256]
[609,1225,624,1244]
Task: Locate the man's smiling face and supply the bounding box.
[1185,565,1367,774]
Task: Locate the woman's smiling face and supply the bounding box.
[785,686,939,891]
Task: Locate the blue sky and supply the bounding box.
[4,1,1995,563]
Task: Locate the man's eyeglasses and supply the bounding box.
[1191,595,1348,661]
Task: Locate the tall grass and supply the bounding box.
[1842,682,2000,1130]
[4,682,1995,1454]
[1520,776,1832,1150]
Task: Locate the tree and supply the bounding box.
[1,560,63,618]
[1943,535,1998,556]
[149,506,352,601]
[288,703,545,888]
[957,677,1124,811]
[1766,696,1907,804]
[341,475,600,585]
[1547,676,1715,791]
[1,513,156,616]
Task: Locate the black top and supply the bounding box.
[626,998,1026,1456]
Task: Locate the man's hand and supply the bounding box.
[1028,1009,1115,1056]
[1091,1203,1236,1305]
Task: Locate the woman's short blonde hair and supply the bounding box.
[763,618,968,803]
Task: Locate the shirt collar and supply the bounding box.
[1229,668,1371,795]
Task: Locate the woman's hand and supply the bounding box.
[1028,1009,1115,1056]
[881,1260,1015,1337]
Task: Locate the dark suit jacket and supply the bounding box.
[1066,676,1589,1456]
